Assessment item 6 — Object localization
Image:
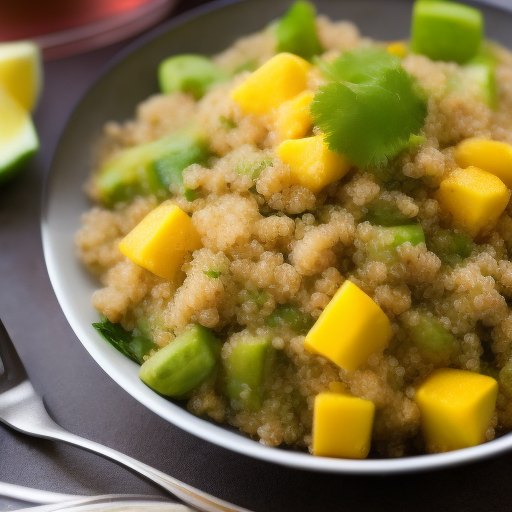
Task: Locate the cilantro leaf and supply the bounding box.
[311,48,428,169]
[93,318,158,365]
[319,47,402,83]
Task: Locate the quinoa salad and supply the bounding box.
[75,0,512,459]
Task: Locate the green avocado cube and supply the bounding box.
[464,59,498,110]
[411,0,484,64]
[139,324,221,397]
[407,312,459,365]
[158,54,228,100]
[427,228,474,265]
[363,197,417,227]
[368,224,425,262]
[147,132,209,200]
[276,1,324,61]
[265,304,314,334]
[94,130,208,207]
[224,336,271,410]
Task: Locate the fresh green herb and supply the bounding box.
[276,1,323,61]
[311,48,428,169]
[93,318,158,365]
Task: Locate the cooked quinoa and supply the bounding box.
[76,4,512,458]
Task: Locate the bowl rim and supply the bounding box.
[41,0,512,474]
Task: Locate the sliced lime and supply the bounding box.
[0,41,42,112]
[0,85,39,184]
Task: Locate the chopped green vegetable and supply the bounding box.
[368,224,425,261]
[139,324,221,397]
[235,157,273,179]
[265,304,315,334]
[94,130,209,207]
[410,0,484,64]
[204,269,222,278]
[427,228,474,265]
[147,131,209,200]
[219,115,237,129]
[158,54,228,100]
[93,318,158,365]
[224,336,272,410]
[275,1,323,61]
[406,312,459,365]
[233,59,259,74]
[311,48,427,169]
[499,360,512,396]
[363,197,417,227]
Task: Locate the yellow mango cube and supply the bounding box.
[454,138,512,189]
[415,369,498,452]
[278,135,351,193]
[230,53,311,116]
[273,90,315,142]
[435,166,510,237]
[304,280,393,372]
[387,42,408,58]
[119,203,202,282]
[313,392,375,459]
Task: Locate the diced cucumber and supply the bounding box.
[158,55,228,100]
[427,228,474,265]
[368,224,425,261]
[235,157,273,180]
[406,312,458,365]
[93,318,158,365]
[147,132,209,200]
[411,0,484,64]
[233,59,259,74]
[94,130,209,207]
[203,269,222,278]
[265,304,314,334]
[499,360,512,396]
[224,335,272,410]
[219,115,237,130]
[139,324,221,397]
[363,197,417,227]
[463,59,498,110]
[275,1,323,61]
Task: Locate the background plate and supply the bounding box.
[42,0,512,474]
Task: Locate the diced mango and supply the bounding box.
[313,392,375,459]
[273,90,315,142]
[435,166,510,237]
[387,42,408,58]
[304,280,393,373]
[415,368,498,452]
[454,138,512,189]
[230,53,311,116]
[278,135,351,193]
[119,203,202,281]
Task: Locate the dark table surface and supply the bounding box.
[3,0,512,510]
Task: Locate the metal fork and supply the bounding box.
[0,320,251,512]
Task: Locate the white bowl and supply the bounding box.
[42,0,512,473]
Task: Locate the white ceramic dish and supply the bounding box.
[42,0,512,473]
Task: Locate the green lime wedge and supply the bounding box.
[0,85,39,184]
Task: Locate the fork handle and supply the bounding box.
[46,426,247,512]
[0,382,249,512]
